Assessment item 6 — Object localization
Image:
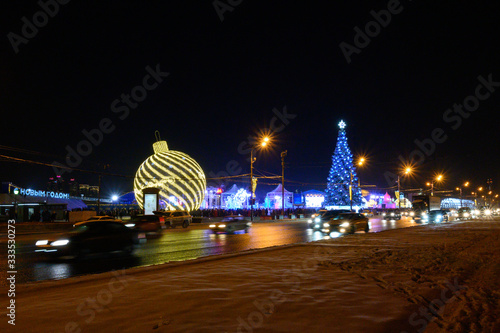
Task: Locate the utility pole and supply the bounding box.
[281,150,287,217]
[97,174,102,215]
[250,149,256,221]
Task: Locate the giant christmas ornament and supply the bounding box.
[134,136,206,211]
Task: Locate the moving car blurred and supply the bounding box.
[321,212,369,234]
[308,209,350,229]
[125,215,162,233]
[456,207,472,220]
[423,210,447,223]
[84,215,117,222]
[382,209,401,220]
[209,215,251,233]
[153,210,192,228]
[35,220,145,259]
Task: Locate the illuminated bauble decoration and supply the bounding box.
[134,137,206,211]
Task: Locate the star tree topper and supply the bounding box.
[338,120,346,129]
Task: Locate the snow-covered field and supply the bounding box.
[2,220,499,332]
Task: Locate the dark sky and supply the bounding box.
[1,0,499,199]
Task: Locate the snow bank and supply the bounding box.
[2,220,499,332]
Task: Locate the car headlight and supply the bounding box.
[125,223,135,228]
[314,217,321,222]
[307,219,312,223]
[474,210,480,216]
[422,213,428,217]
[484,210,491,216]
[323,223,330,227]
[382,213,386,216]
[464,213,470,217]
[391,213,395,216]
[219,224,226,228]
[52,239,70,246]
[36,240,48,246]
[340,222,350,227]
[410,212,414,216]
[209,224,216,228]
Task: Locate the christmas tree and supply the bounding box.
[325,120,362,207]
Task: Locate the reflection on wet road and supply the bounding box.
[2,217,418,284]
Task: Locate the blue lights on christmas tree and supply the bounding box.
[325,120,362,207]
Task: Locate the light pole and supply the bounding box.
[281,150,287,218]
[456,181,469,208]
[250,136,270,221]
[427,174,443,196]
[398,167,412,209]
[350,157,365,211]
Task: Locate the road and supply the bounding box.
[2,216,418,284]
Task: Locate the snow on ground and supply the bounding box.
[2,220,499,332]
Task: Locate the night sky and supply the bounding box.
[1,0,499,199]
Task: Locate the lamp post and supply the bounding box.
[398,167,412,209]
[427,174,443,196]
[349,157,365,211]
[281,150,287,218]
[456,181,469,208]
[250,136,270,221]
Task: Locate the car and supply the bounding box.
[359,209,374,217]
[153,210,192,228]
[209,215,251,233]
[320,212,369,234]
[35,220,146,259]
[423,210,447,223]
[440,209,451,222]
[456,207,472,220]
[311,209,327,219]
[125,215,162,233]
[382,209,401,220]
[307,209,351,229]
[84,215,117,221]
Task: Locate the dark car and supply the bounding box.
[423,210,447,223]
[308,209,350,229]
[321,212,369,234]
[35,220,146,259]
[209,215,251,233]
[456,207,472,220]
[382,209,401,220]
[125,215,162,233]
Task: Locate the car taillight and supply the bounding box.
[159,217,164,222]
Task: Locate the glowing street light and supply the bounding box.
[398,167,413,208]
[250,135,271,221]
[428,174,443,196]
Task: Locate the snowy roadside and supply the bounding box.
[2,220,499,332]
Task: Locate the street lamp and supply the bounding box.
[427,174,443,196]
[349,157,365,211]
[397,167,412,209]
[250,136,270,221]
[456,181,469,208]
[281,150,287,218]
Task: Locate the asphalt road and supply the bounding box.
[1,216,419,285]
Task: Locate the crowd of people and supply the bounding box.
[190,208,319,218]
